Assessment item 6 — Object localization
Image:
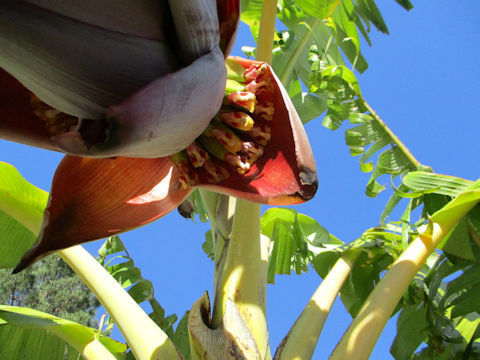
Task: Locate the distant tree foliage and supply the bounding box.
[0,254,99,327]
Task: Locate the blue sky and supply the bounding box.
[1,1,479,358]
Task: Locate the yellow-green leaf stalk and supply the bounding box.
[274,254,358,360]
[210,200,271,359]
[330,188,480,360]
[59,246,182,360]
[82,339,119,360]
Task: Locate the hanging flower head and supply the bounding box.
[0,1,317,271]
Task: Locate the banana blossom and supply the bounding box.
[0,1,317,271]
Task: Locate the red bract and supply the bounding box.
[1,2,317,271]
[170,57,318,204]
[14,57,317,271]
[0,69,56,151]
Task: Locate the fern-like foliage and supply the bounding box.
[98,236,191,359]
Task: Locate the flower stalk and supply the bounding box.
[204,1,279,358]
[256,0,277,64]
[211,199,271,358]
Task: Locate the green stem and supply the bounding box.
[256,0,277,63]
[205,1,278,357]
[279,19,321,85]
[59,246,181,360]
[211,199,270,358]
[275,254,357,359]
[361,98,420,168]
[330,204,476,360]
[43,321,116,360]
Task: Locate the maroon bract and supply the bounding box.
[14,57,317,271]
[169,57,318,204]
[0,1,317,272]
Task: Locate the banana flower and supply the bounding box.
[0,1,317,271]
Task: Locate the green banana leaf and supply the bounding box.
[0,305,126,360]
[0,162,48,268]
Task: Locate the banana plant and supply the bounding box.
[0,0,318,358]
[1,1,479,360]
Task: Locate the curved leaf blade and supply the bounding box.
[0,326,79,360]
[0,162,47,233]
[0,162,48,268]
[0,305,126,359]
[261,207,334,283]
[403,171,474,197]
